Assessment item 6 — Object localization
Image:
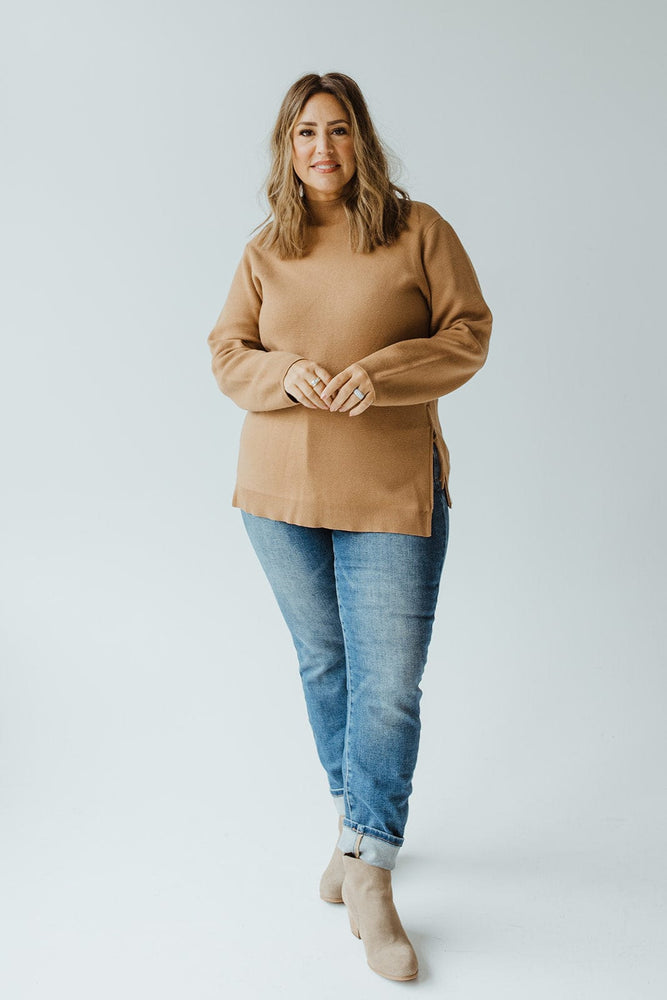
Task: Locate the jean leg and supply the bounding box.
[240,512,348,799]
[335,452,449,868]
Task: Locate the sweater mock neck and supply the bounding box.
[305,194,347,227]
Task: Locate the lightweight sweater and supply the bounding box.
[207,198,492,537]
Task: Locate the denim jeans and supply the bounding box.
[240,447,449,869]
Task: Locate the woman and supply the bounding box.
[207,72,492,981]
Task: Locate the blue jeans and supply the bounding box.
[241,448,449,869]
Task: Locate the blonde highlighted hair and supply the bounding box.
[257,72,410,258]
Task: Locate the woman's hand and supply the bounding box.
[283,359,334,410]
[320,363,375,416]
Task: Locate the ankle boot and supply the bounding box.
[319,814,345,903]
[341,854,418,981]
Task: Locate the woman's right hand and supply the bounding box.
[283,359,334,410]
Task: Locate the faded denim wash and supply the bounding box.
[241,447,449,869]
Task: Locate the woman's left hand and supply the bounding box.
[320,363,376,416]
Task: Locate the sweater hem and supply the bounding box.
[232,488,433,538]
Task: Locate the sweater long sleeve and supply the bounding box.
[356,218,492,406]
[207,251,304,411]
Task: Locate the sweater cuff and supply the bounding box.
[282,357,307,405]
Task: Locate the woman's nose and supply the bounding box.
[316,132,333,156]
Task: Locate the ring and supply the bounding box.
[353,388,366,400]
[309,376,322,388]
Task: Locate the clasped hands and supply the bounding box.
[284,359,375,416]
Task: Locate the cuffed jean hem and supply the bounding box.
[338,822,402,870]
[331,793,346,816]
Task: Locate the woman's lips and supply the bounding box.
[311,162,339,173]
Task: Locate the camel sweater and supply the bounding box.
[207,198,492,537]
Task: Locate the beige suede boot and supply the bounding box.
[341,854,418,981]
[319,814,345,903]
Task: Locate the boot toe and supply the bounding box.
[368,940,418,981]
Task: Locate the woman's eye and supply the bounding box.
[297,127,348,137]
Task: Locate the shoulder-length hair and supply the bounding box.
[256,72,410,259]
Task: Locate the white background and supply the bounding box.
[2,0,665,996]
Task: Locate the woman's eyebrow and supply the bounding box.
[295,119,350,127]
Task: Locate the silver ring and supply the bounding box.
[353,388,366,400]
[309,376,322,388]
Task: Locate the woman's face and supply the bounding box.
[291,92,356,202]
